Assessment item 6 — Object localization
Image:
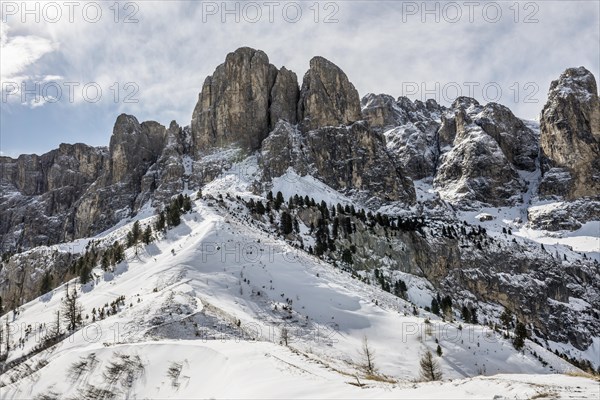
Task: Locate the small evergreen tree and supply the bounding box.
[167,202,181,227]
[461,305,471,323]
[274,191,284,210]
[131,221,141,244]
[255,201,266,215]
[101,252,110,271]
[182,195,192,212]
[342,249,353,264]
[40,271,53,295]
[419,350,442,381]
[280,212,293,235]
[62,287,83,332]
[513,321,527,350]
[431,298,440,316]
[470,307,478,324]
[79,264,91,284]
[155,211,166,231]
[142,225,153,245]
[112,242,125,264]
[500,309,513,335]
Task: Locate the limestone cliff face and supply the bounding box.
[259,121,416,204]
[73,115,169,238]
[372,94,536,207]
[434,106,527,207]
[539,67,600,199]
[0,144,108,251]
[191,47,298,153]
[297,56,362,131]
[473,102,538,172]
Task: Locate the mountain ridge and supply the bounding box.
[1,48,599,376]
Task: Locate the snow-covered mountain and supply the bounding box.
[1,48,599,398]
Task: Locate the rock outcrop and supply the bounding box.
[373,96,444,180]
[270,67,300,127]
[539,67,600,199]
[297,56,361,131]
[433,104,527,206]
[73,115,168,238]
[373,95,533,205]
[191,47,298,153]
[259,121,416,204]
[0,144,108,251]
[473,102,538,172]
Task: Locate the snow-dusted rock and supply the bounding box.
[539,67,600,199]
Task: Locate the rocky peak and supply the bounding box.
[191,47,298,153]
[297,56,361,131]
[361,93,405,129]
[451,96,481,112]
[548,66,598,100]
[539,67,600,199]
[473,103,538,171]
[109,114,167,184]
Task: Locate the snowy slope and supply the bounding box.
[2,168,598,398]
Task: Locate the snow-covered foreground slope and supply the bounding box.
[1,187,598,399]
[3,340,599,399]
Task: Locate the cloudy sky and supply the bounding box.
[1,0,598,157]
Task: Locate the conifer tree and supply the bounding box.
[513,321,528,350]
[431,298,440,316]
[500,309,513,335]
[40,271,53,295]
[274,191,285,210]
[62,287,83,332]
[142,225,153,245]
[155,211,166,232]
[359,336,376,375]
[419,350,442,381]
[79,263,91,284]
[280,212,293,235]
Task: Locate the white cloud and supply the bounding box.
[0,22,58,84]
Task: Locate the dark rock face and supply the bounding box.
[73,115,168,238]
[270,67,300,127]
[191,47,298,153]
[361,93,406,129]
[0,144,108,250]
[297,56,361,131]
[306,122,414,203]
[473,103,538,172]
[539,67,600,199]
[259,121,311,181]
[259,121,416,204]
